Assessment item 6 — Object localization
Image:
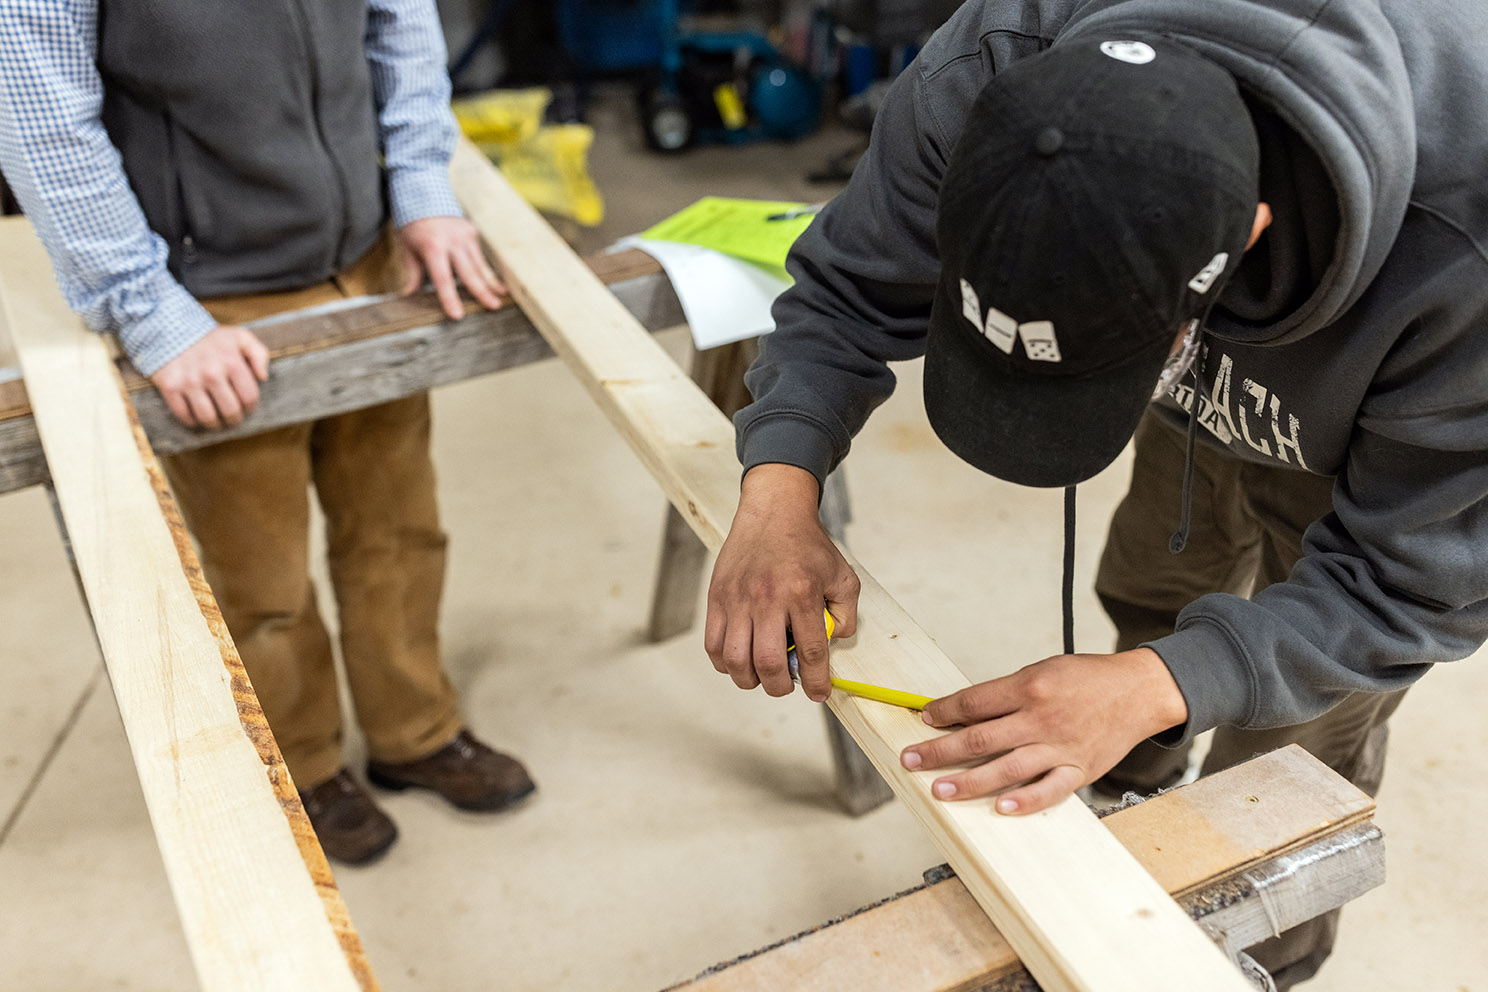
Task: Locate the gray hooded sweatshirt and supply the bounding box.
[735,0,1488,742]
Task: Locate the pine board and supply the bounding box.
[0,219,369,991]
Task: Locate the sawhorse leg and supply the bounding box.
[647,339,894,816]
[813,469,894,816]
[646,338,756,643]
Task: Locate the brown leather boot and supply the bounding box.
[366,730,536,812]
[298,770,398,865]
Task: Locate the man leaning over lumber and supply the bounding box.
[704,1,1488,986]
[0,0,536,864]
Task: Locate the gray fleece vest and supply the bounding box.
[97,0,386,296]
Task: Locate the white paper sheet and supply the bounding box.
[613,236,790,350]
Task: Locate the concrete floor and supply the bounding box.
[2,93,1486,990]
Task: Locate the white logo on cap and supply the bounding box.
[1017,321,1061,362]
[959,278,1062,363]
[960,277,983,329]
[1188,252,1229,293]
[1100,40,1156,64]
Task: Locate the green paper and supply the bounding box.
[640,196,818,276]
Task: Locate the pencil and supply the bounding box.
[788,609,934,710]
[828,676,935,711]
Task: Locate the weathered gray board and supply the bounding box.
[0,252,683,494]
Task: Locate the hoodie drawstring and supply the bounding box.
[1062,485,1076,655]
[1063,306,1216,652]
[1168,385,1201,554]
[1169,309,1216,555]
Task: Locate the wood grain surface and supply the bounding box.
[673,745,1374,992]
[0,219,371,991]
[0,250,680,492]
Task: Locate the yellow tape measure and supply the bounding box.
[786,609,934,711]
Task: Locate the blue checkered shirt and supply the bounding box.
[0,0,463,374]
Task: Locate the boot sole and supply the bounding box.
[366,766,537,813]
[319,823,399,866]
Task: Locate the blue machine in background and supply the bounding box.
[555,0,822,151]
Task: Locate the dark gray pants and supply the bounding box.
[1094,413,1407,989]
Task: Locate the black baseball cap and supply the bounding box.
[923,35,1260,488]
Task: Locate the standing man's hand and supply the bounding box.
[397,216,505,320]
[705,464,860,701]
[150,324,270,429]
[899,648,1188,815]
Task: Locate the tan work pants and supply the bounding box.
[1095,412,1407,988]
[163,233,462,791]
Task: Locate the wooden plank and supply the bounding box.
[0,219,369,991]
[0,250,683,491]
[110,247,670,392]
[682,819,1382,992]
[0,373,44,490]
[669,746,1377,992]
[127,392,377,990]
[1113,743,1373,897]
[448,139,1251,992]
[646,338,753,642]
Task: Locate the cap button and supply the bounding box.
[1034,127,1064,156]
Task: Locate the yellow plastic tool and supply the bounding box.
[787,609,935,711]
[824,676,936,711]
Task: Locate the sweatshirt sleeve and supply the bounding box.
[1149,266,1488,743]
[733,63,955,487]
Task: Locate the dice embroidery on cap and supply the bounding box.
[1018,321,1061,362]
[960,277,982,328]
[983,306,1019,354]
[1188,251,1229,293]
[959,277,1061,362]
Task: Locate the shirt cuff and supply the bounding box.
[389,167,465,228]
[734,411,841,493]
[113,282,218,376]
[1141,617,1257,748]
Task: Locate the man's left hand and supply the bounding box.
[900,648,1188,815]
[397,216,506,319]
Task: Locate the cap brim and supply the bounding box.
[922,307,1171,488]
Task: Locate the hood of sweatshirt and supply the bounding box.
[1058,0,1417,346]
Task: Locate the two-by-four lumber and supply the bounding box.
[668,745,1380,991]
[0,218,372,991]
[0,249,683,494]
[447,138,1253,992]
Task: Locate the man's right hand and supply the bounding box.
[705,463,861,702]
[149,324,270,429]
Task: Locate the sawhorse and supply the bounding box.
[668,746,1384,992]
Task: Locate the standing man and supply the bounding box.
[0,0,535,864]
[705,0,1488,984]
